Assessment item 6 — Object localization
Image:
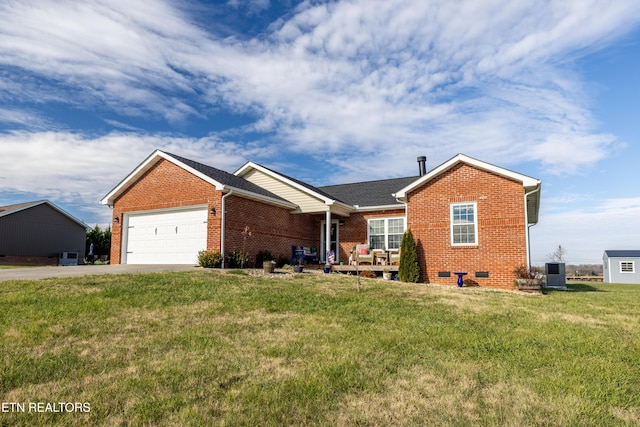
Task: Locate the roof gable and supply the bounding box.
[0,200,88,229]
[394,154,541,224]
[101,150,294,208]
[234,162,352,214]
[394,154,540,198]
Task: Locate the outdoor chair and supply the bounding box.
[354,244,375,265]
[389,250,401,265]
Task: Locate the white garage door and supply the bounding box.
[124,207,207,264]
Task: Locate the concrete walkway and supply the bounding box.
[0,264,201,282]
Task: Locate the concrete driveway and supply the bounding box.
[0,264,201,282]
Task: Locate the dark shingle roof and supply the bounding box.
[167,151,419,208]
[165,152,288,202]
[319,176,418,207]
[604,250,640,258]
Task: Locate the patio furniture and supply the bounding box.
[354,244,375,265]
[291,246,318,265]
[389,250,401,265]
[374,250,388,265]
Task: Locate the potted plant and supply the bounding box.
[382,268,392,280]
[513,265,542,292]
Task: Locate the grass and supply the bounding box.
[1,271,639,426]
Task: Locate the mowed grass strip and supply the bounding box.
[1,271,639,426]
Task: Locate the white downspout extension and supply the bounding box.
[524,186,541,269]
[325,210,332,262]
[220,189,233,269]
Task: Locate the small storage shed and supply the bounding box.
[603,250,640,284]
[0,200,88,265]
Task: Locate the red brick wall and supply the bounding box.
[110,159,222,263]
[110,158,318,266]
[223,196,316,265]
[407,163,526,289]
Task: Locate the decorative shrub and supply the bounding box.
[227,250,252,269]
[197,250,222,268]
[255,250,274,268]
[359,270,377,279]
[398,229,420,283]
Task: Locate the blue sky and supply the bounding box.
[1,0,639,265]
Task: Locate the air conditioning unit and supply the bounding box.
[59,252,79,266]
[545,262,566,289]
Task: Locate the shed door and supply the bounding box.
[124,207,207,264]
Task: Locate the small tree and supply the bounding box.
[547,244,567,262]
[240,226,252,269]
[398,229,420,283]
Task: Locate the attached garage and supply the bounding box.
[122,207,207,264]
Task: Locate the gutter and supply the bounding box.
[524,185,541,268]
[220,189,233,269]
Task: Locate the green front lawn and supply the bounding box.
[1,271,639,426]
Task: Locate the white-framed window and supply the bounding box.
[451,202,477,245]
[368,217,405,250]
[620,261,635,273]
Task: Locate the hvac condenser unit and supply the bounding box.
[58,252,79,266]
[545,262,566,289]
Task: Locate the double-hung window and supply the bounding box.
[451,202,477,245]
[369,217,405,250]
[620,261,635,273]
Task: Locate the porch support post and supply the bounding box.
[325,210,331,262]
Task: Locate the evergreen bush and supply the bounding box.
[398,229,420,283]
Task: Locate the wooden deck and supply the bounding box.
[331,264,399,273]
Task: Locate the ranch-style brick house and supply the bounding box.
[101,150,541,289]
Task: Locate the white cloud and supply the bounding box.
[2,0,639,174]
[530,197,640,264]
[0,131,251,222]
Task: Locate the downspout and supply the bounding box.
[524,185,541,269]
[220,189,233,269]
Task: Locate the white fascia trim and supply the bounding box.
[353,204,406,213]
[235,162,338,205]
[525,182,542,225]
[101,150,227,206]
[394,153,540,199]
[223,186,298,209]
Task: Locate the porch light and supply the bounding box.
[113,217,119,223]
[210,207,216,215]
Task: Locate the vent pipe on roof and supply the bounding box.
[417,156,427,176]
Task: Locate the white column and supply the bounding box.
[325,210,331,262]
